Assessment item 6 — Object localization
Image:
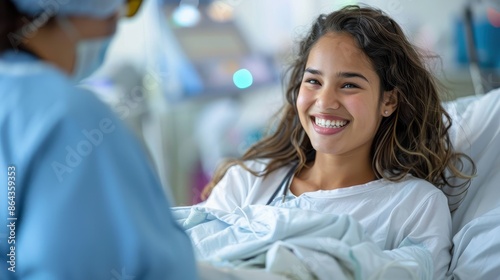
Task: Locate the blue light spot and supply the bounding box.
[233,69,253,89]
[172,5,201,27]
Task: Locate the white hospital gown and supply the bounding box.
[203,159,452,279]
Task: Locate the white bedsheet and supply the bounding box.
[173,205,432,280]
[196,261,289,280]
[447,207,500,279]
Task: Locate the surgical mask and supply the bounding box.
[71,36,112,82]
[57,18,113,83]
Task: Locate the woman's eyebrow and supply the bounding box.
[304,67,323,75]
[337,71,370,83]
[305,68,370,84]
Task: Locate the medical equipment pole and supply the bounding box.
[463,4,485,96]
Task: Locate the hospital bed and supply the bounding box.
[445,88,500,279]
[195,88,500,279]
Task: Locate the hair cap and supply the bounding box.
[12,0,124,18]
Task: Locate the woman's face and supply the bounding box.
[297,32,393,159]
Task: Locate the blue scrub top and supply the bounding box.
[0,51,197,279]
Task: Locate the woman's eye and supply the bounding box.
[342,83,358,89]
[305,79,321,85]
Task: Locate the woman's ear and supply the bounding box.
[381,89,398,117]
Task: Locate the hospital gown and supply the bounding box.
[200,159,452,279]
[0,51,197,279]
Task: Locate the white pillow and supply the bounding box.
[446,88,500,279]
[447,88,500,234]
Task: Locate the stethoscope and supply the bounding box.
[265,162,298,205]
[265,151,315,205]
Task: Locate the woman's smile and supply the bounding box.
[311,115,349,135]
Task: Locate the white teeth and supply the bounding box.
[315,117,348,128]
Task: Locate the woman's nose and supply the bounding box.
[316,87,341,110]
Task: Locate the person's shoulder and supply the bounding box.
[1,57,72,96]
[223,159,270,181]
[223,158,292,184]
[390,174,447,201]
[230,158,292,177]
[1,58,99,119]
[0,56,134,160]
[239,158,273,172]
[400,174,439,187]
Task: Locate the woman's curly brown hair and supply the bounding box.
[202,5,475,211]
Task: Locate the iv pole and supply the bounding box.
[463,3,485,96]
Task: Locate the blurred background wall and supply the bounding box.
[83,0,500,205]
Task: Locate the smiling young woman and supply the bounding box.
[293,32,398,193]
[197,5,475,279]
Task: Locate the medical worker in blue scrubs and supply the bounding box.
[0,0,197,279]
